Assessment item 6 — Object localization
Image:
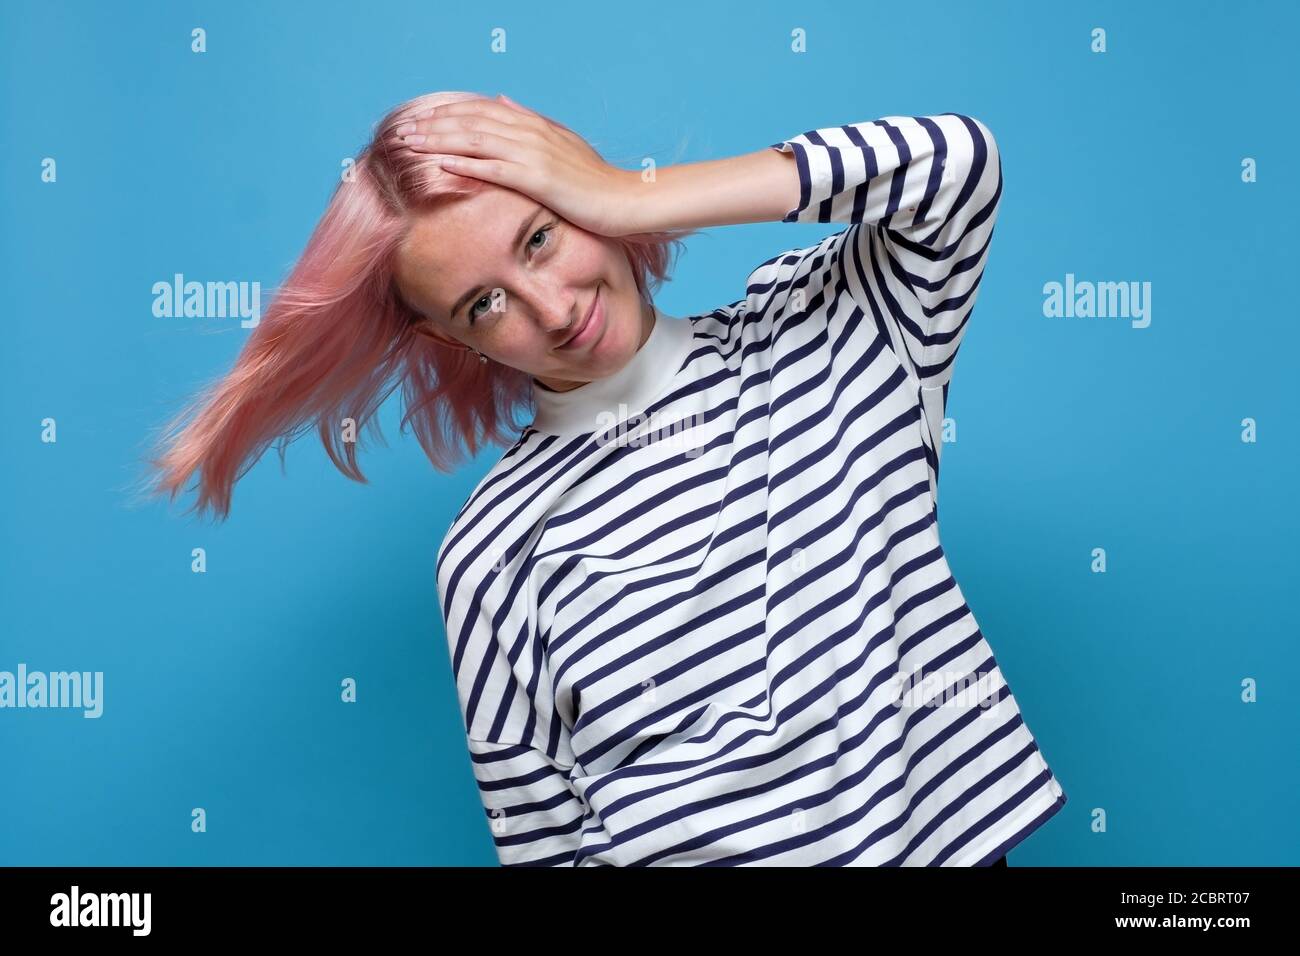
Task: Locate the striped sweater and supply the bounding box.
[436,112,1068,866]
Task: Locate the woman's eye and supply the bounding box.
[469,224,556,323]
[528,224,554,251]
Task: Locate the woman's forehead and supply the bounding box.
[403,187,534,264]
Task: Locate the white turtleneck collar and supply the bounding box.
[528,301,695,437]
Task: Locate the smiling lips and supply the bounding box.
[558,286,603,350]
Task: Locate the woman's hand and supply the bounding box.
[393,94,637,238]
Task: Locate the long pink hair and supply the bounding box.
[138,91,695,522]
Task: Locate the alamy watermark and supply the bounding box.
[888,665,1000,715]
[0,664,103,718]
[152,273,261,328]
[595,405,706,456]
[1042,272,1151,328]
[49,885,150,936]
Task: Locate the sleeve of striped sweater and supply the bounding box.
[767,113,1002,391]
[439,547,588,867]
[466,735,587,866]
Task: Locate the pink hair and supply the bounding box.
[138,91,695,522]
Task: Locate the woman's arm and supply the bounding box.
[615,146,803,234]
[723,115,1002,398]
[621,114,999,253]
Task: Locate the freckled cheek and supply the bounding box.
[475,244,614,360]
[480,324,547,365]
[557,237,611,284]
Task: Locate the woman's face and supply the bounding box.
[393,184,651,390]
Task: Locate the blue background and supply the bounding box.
[1,0,1295,865]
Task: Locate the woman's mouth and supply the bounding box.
[558,286,604,350]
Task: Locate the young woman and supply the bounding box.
[145,90,1065,867]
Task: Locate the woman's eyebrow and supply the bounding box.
[447,204,544,321]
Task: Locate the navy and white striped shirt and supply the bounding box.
[436,113,1067,866]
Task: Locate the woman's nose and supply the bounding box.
[533,295,581,336]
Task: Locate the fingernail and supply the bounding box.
[394,122,415,136]
[403,134,426,146]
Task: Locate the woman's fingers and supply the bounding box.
[388,97,549,196]
[435,152,542,197]
[496,92,547,121]
[389,92,623,236]
[405,95,536,131]
[395,118,524,156]
[393,109,515,139]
